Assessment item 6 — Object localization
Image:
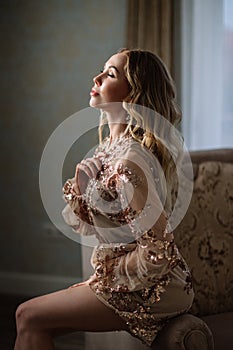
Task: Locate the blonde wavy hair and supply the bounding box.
[99,48,182,183]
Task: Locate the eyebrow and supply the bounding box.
[104,65,119,74]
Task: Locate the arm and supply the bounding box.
[62,177,96,235]
[92,152,177,292]
[62,152,104,235]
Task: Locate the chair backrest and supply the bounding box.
[174,149,233,316]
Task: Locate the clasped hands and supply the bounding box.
[72,152,105,196]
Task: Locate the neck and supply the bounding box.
[109,124,127,141]
[105,109,128,140]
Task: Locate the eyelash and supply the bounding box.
[100,69,115,78]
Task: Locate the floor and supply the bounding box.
[0,293,85,350]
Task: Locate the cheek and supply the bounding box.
[120,81,130,100]
[109,83,129,101]
[103,86,122,101]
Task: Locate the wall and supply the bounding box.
[0,0,127,296]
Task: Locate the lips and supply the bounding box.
[90,88,99,97]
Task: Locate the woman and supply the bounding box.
[14,49,194,349]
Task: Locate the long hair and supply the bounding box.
[99,48,182,185]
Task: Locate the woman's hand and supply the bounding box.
[73,153,104,195]
[69,274,97,289]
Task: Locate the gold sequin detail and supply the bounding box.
[63,135,194,346]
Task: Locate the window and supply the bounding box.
[181,0,233,150]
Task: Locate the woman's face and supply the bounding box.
[89,53,130,108]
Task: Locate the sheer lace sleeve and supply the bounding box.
[62,177,96,236]
[91,148,178,292]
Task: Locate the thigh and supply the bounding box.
[19,284,128,333]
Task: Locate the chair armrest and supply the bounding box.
[152,314,214,350]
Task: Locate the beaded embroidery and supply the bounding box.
[63,135,194,346]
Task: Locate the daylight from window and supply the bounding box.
[223,0,233,147]
[181,0,233,150]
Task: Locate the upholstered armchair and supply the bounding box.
[151,148,233,350]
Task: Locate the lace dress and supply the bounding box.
[62,135,194,347]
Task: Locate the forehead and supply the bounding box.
[105,53,127,71]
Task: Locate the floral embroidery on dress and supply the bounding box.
[62,135,194,346]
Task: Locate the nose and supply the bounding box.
[93,72,103,86]
[93,75,100,86]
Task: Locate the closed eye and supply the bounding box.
[100,69,115,78]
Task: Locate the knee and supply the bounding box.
[15,300,35,333]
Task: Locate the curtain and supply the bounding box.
[181,0,227,150]
[126,0,175,74]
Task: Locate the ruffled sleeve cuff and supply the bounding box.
[62,178,95,235]
[63,178,81,211]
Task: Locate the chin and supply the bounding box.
[89,100,107,111]
[89,98,100,108]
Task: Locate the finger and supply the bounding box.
[95,152,106,160]
[74,164,93,195]
[74,165,91,194]
[77,163,93,178]
[80,161,97,178]
[89,157,103,172]
[72,183,80,195]
[82,158,102,178]
[69,282,86,289]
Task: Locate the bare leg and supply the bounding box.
[14,284,128,350]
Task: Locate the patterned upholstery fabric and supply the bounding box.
[174,155,233,317]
